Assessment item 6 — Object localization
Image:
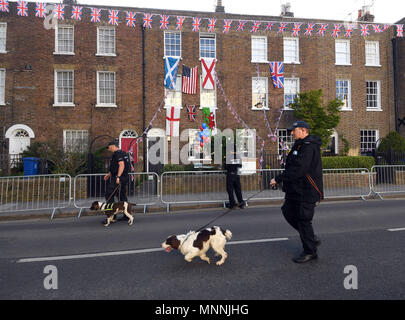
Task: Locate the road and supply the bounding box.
[1,199,405,301]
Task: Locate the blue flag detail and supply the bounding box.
[164,57,180,89]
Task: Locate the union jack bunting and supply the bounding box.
[223,19,232,34]
[126,12,136,28]
[35,2,46,18]
[71,6,83,21]
[176,16,185,30]
[90,8,101,23]
[53,4,64,20]
[192,17,201,32]
[317,24,328,36]
[108,10,119,26]
[186,105,197,122]
[17,1,28,17]
[269,62,284,89]
[292,23,302,37]
[331,24,341,38]
[208,18,216,32]
[305,23,315,36]
[344,24,354,38]
[237,20,246,31]
[160,14,169,30]
[0,0,9,13]
[265,22,275,31]
[251,21,261,33]
[143,13,153,29]
[278,22,288,33]
[397,24,404,37]
[383,24,391,31]
[372,25,382,33]
[360,24,370,36]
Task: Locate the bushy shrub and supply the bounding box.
[162,164,186,172]
[377,131,405,153]
[322,156,375,170]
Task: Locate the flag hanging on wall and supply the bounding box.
[186,105,197,122]
[269,62,284,88]
[164,57,180,89]
[201,58,216,90]
[182,65,198,95]
[166,106,181,137]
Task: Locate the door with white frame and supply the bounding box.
[5,124,35,167]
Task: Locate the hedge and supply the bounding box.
[321,156,375,170]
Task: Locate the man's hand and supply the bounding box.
[270,178,277,187]
[104,173,111,181]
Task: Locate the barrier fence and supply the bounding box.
[0,166,404,217]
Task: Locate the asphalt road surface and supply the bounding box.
[1,199,405,300]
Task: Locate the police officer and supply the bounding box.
[270,121,323,263]
[224,145,245,209]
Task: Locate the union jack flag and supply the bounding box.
[317,24,328,36]
[0,0,9,13]
[223,19,232,34]
[54,4,65,20]
[108,10,119,26]
[17,1,28,17]
[186,105,196,122]
[265,22,275,31]
[331,24,341,38]
[176,16,185,30]
[383,24,391,31]
[251,21,261,33]
[90,8,101,23]
[373,25,382,33]
[344,24,354,38]
[305,23,315,36]
[160,15,169,30]
[71,6,83,21]
[143,13,153,29]
[237,20,246,31]
[208,18,216,32]
[269,61,284,89]
[360,24,370,36]
[397,24,404,37]
[278,22,288,33]
[192,17,201,32]
[35,2,46,18]
[126,12,136,28]
[292,23,302,37]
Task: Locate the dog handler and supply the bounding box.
[270,121,323,263]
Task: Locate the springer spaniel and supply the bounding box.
[90,201,134,227]
[161,226,232,266]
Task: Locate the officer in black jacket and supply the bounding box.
[271,121,323,263]
[224,145,245,209]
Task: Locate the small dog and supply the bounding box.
[161,226,232,266]
[90,201,134,227]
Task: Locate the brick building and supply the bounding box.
[0,1,403,173]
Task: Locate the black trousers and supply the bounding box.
[226,173,243,206]
[281,199,317,255]
[105,176,128,204]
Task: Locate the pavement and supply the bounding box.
[0,199,405,301]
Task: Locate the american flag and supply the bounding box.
[182,65,198,95]
[187,105,196,122]
[269,62,284,89]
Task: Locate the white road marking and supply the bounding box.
[16,237,289,264]
[387,227,405,232]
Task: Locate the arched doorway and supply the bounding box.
[5,124,35,167]
[119,129,138,164]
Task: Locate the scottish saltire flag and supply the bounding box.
[269,62,284,89]
[187,105,196,122]
[182,65,198,95]
[17,1,28,17]
[164,57,180,89]
[35,2,46,18]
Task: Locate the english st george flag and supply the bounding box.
[182,65,198,95]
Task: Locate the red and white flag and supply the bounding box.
[166,107,181,137]
[182,65,198,95]
[201,58,216,90]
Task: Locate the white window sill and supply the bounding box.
[163,56,182,60]
[284,61,301,65]
[96,104,117,108]
[366,108,383,112]
[251,60,269,64]
[251,107,270,111]
[335,63,352,66]
[340,108,353,111]
[53,103,75,107]
[0,50,7,54]
[365,64,382,67]
[283,107,294,111]
[53,52,75,56]
[96,53,116,57]
[0,103,6,106]
[199,57,217,61]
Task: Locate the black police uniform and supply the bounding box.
[105,149,131,203]
[225,161,244,208]
[275,135,324,255]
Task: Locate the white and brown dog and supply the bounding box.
[90,201,134,227]
[161,226,232,266]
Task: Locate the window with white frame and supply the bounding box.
[283,38,299,64]
[97,71,116,107]
[360,129,379,154]
[200,76,217,109]
[54,70,74,106]
[251,36,268,63]
[236,129,256,158]
[277,129,294,155]
[164,31,181,58]
[335,40,351,65]
[188,129,211,161]
[366,80,381,110]
[0,69,5,105]
[63,130,88,153]
[284,78,300,109]
[252,77,268,110]
[97,27,115,56]
[365,41,380,66]
[200,33,216,59]
[165,75,182,108]
[55,24,74,54]
[0,23,6,52]
[336,79,351,110]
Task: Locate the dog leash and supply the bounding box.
[105,182,121,204]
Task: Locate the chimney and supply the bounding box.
[357,5,374,22]
[281,2,294,17]
[215,0,225,13]
[63,0,77,5]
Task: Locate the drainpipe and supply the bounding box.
[392,37,399,132]
[142,26,147,172]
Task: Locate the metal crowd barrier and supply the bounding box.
[370,165,405,199]
[0,174,72,219]
[73,172,159,217]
